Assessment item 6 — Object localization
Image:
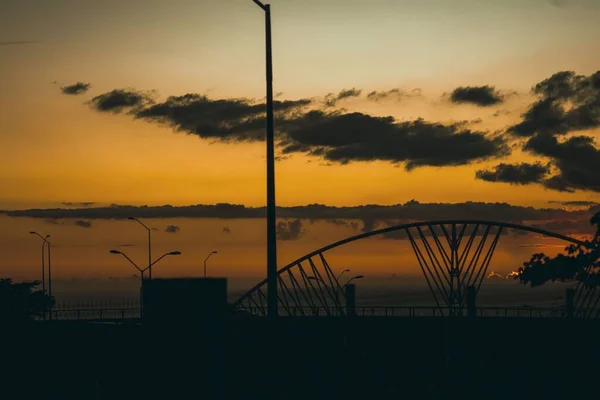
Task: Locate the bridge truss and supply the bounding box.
[233,220,595,317]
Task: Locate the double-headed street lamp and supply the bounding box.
[29,231,51,295]
[127,217,153,280]
[109,249,181,286]
[252,0,278,318]
[204,250,218,278]
[109,249,181,315]
[336,269,350,285]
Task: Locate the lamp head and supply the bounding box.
[212,250,218,254]
[169,251,181,256]
[127,217,135,221]
[344,269,350,272]
[109,250,121,255]
[354,275,364,280]
[29,231,36,235]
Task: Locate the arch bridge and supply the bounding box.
[233,220,598,317]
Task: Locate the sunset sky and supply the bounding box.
[1,0,600,293]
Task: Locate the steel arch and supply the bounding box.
[233,220,593,316]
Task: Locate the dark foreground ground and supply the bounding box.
[4,316,600,399]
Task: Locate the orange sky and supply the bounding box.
[1,0,600,286]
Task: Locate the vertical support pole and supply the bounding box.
[48,241,53,321]
[566,288,574,319]
[467,285,477,318]
[140,272,145,320]
[345,284,356,317]
[450,224,457,315]
[264,4,278,319]
[41,242,46,292]
[148,229,152,281]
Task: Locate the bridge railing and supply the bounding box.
[38,308,140,321]
[37,305,597,321]
[241,306,587,318]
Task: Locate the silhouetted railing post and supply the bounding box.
[467,285,477,318]
[566,288,574,319]
[345,284,356,317]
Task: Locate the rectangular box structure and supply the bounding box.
[142,278,228,325]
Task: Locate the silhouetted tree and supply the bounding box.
[514,212,600,287]
[0,278,54,323]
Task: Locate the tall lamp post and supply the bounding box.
[128,217,153,280]
[109,249,181,316]
[252,0,278,318]
[29,231,50,293]
[204,250,218,278]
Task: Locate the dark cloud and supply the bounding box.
[475,162,551,185]
[4,201,599,237]
[449,86,504,107]
[366,88,418,102]
[337,88,362,100]
[366,88,422,102]
[87,87,507,169]
[222,226,232,234]
[281,112,510,169]
[276,219,304,241]
[1,201,582,223]
[524,133,600,192]
[508,98,567,137]
[496,71,600,193]
[116,244,135,248]
[134,93,311,142]
[508,71,600,137]
[61,82,91,95]
[324,88,362,107]
[89,89,153,113]
[74,220,92,228]
[0,40,39,46]
[548,200,599,207]
[165,225,180,233]
[62,202,96,208]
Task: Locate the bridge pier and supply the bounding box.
[345,284,356,317]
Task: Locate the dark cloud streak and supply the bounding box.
[450,86,504,107]
[74,220,92,228]
[89,89,154,113]
[281,112,510,169]
[475,162,551,185]
[61,82,91,95]
[165,225,180,233]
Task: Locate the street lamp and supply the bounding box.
[204,250,218,278]
[344,275,364,287]
[29,231,50,293]
[110,249,181,316]
[252,0,278,318]
[109,249,181,281]
[336,269,350,285]
[127,217,152,280]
